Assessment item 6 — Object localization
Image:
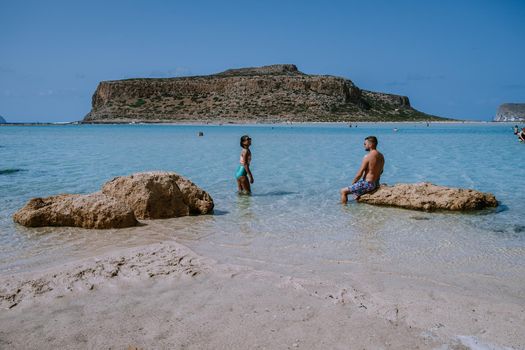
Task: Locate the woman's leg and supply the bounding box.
[240,176,251,194]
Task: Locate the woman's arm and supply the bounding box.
[242,150,254,183]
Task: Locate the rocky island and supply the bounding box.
[83,64,449,123]
[0,115,6,124]
[494,103,525,122]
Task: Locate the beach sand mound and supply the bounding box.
[12,193,138,229]
[102,171,214,219]
[0,242,204,310]
[358,182,498,211]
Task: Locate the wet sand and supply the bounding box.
[1,240,523,349]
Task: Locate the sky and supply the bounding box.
[1,0,524,122]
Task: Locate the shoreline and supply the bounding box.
[1,120,521,127]
[1,239,524,349]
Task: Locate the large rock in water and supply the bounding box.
[358,183,498,211]
[14,171,213,229]
[13,193,138,229]
[101,172,214,219]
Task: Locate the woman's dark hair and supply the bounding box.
[240,135,251,147]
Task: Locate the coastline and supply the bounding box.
[2,120,520,127]
[1,238,523,349]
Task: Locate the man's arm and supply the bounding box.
[352,156,368,184]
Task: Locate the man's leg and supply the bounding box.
[341,180,370,203]
[340,187,350,204]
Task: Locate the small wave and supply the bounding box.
[0,168,25,175]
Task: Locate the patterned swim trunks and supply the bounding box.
[348,180,378,198]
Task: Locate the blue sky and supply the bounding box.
[1,0,524,122]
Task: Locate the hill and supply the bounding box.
[83,64,449,123]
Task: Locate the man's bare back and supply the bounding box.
[362,149,384,183]
[340,136,385,203]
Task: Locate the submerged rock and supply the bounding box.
[13,193,138,229]
[358,183,498,212]
[101,171,214,219]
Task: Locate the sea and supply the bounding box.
[1,123,524,295]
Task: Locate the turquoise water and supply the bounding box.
[1,123,524,287]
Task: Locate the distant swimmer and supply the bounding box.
[393,128,398,132]
[514,125,519,135]
[518,128,525,143]
[236,135,254,194]
[340,136,385,203]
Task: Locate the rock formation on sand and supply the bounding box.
[102,172,214,219]
[358,183,498,211]
[83,64,450,123]
[494,103,525,122]
[13,172,214,229]
[13,193,138,229]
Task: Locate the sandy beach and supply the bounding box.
[1,238,523,349]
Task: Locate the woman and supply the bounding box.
[235,135,254,194]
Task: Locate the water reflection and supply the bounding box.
[236,194,255,236]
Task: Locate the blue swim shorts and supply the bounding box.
[348,180,378,198]
[235,165,247,179]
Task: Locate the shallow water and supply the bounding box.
[1,123,524,293]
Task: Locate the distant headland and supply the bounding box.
[494,103,525,122]
[83,64,451,123]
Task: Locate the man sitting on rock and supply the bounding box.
[340,136,385,203]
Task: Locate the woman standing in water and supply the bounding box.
[236,135,254,194]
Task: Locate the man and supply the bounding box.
[340,136,385,204]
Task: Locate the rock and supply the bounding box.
[494,103,525,122]
[358,183,498,211]
[13,193,138,229]
[82,64,448,123]
[0,115,6,124]
[101,172,214,219]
